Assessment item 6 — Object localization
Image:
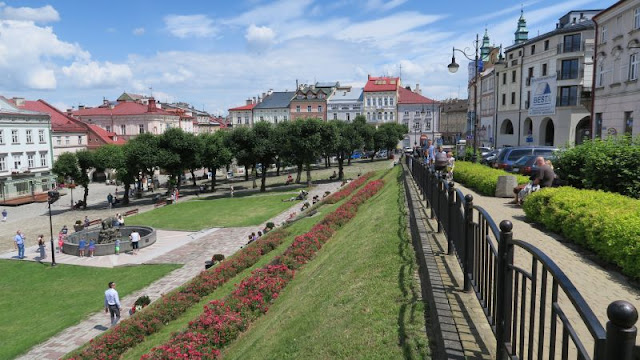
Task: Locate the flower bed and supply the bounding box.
[68,174,376,360]
[324,172,375,204]
[453,161,529,196]
[142,179,385,359]
[523,187,640,279]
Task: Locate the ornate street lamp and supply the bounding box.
[448,33,480,162]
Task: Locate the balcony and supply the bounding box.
[557,42,583,54]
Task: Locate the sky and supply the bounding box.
[0,0,613,116]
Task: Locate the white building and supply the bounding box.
[327,86,363,122]
[363,75,399,126]
[592,0,640,138]
[397,86,440,148]
[0,97,55,204]
[228,100,257,127]
[497,10,597,147]
[253,91,294,124]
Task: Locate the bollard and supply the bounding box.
[604,300,638,360]
[463,194,474,292]
[447,182,455,255]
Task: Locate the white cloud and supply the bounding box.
[336,12,444,45]
[132,27,145,36]
[365,0,408,12]
[164,14,216,38]
[61,61,132,88]
[223,0,313,26]
[245,24,276,52]
[0,4,59,23]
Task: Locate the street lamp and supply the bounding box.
[448,33,480,162]
[47,190,60,266]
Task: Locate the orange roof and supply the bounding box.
[86,124,126,145]
[73,101,174,116]
[229,103,256,111]
[397,87,437,104]
[17,99,87,133]
[364,75,400,92]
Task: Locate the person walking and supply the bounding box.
[2,209,7,222]
[84,216,90,229]
[14,230,25,259]
[104,282,121,327]
[37,234,46,260]
[130,229,140,255]
[107,193,113,209]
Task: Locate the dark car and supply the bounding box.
[494,146,558,169]
[506,155,537,174]
[480,149,500,165]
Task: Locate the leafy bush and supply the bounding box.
[554,137,640,198]
[453,161,529,196]
[523,187,640,279]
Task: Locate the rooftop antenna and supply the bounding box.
[149,87,153,98]
[399,63,402,79]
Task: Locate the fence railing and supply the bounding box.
[405,155,639,360]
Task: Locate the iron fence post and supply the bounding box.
[436,176,442,232]
[463,194,474,292]
[495,220,514,360]
[447,182,455,255]
[604,300,638,360]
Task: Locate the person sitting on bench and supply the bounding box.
[329,171,337,180]
[285,174,293,185]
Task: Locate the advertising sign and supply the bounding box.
[529,74,557,116]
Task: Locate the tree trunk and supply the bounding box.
[306,163,312,187]
[123,183,130,205]
[348,151,352,165]
[325,156,329,168]
[276,159,281,176]
[210,167,217,191]
[190,169,197,186]
[252,164,257,189]
[260,166,267,192]
[338,153,344,180]
[295,164,302,183]
[245,167,249,181]
[82,186,89,209]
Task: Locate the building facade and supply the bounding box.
[397,86,440,148]
[439,99,468,144]
[253,91,295,124]
[327,86,363,122]
[228,100,256,127]
[592,0,640,138]
[363,75,400,126]
[0,97,55,203]
[289,86,329,121]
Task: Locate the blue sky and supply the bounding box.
[0,0,613,115]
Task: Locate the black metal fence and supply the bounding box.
[406,156,639,360]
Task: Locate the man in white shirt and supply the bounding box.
[130,230,140,255]
[104,282,121,327]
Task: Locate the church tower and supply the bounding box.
[480,28,491,61]
[515,9,528,44]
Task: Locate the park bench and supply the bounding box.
[123,208,139,217]
[87,218,102,226]
[154,199,167,207]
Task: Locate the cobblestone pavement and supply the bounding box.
[15,182,341,360]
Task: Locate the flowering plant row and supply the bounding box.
[324,172,375,204]
[142,179,385,359]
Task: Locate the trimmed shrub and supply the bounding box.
[554,137,640,198]
[453,161,529,196]
[523,187,640,279]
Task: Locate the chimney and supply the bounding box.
[78,105,85,110]
[262,92,266,99]
[296,79,299,90]
[268,89,273,96]
[148,98,157,112]
[414,83,421,95]
[103,98,109,106]
[246,98,252,105]
[12,97,24,106]
[258,96,262,103]
[253,96,257,104]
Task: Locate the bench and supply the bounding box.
[154,199,167,208]
[123,208,139,217]
[88,218,102,226]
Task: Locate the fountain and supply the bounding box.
[63,223,156,256]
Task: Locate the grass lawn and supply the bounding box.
[126,192,297,230]
[222,167,430,359]
[120,204,342,360]
[0,261,180,360]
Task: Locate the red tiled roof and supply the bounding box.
[72,101,174,116]
[364,76,400,92]
[210,117,227,128]
[228,103,256,111]
[397,87,437,104]
[86,124,126,145]
[17,99,88,133]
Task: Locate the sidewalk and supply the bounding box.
[16,182,342,360]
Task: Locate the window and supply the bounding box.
[635,8,640,29]
[601,25,607,42]
[237,116,242,124]
[65,136,70,145]
[404,111,409,115]
[561,59,579,79]
[0,156,5,171]
[11,130,18,144]
[526,91,531,109]
[390,98,394,106]
[244,116,249,124]
[512,70,516,83]
[283,116,288,121]
[528,67,534,83]
[347,113,351,121]
[625,111,634,136]
[502,73,506,85]
[120,125,126,135]
[40,152,47,167]
[377,112,382,120]
[415,111,421,116]
[56,137,61,145]
[78,136,82,145]
[318,105,322,113]
[511,92,516,104]
[259,116,264,121]
[542,63,548,76]
[13,154,21,169]
[390,112,394,121]
[544,40,549,51]
[367,98,371,106]
[106,125,111,133]
[597,62,605,87]
[531,44,536,55]
[333,113,338,120]
[27,154,34,168]
[274,116,278,123]
[595,112,603,139]
[559,86,578,106]
[0,130,4,144]
[367,112,371,120]
[25,130,32,143]
[563,34,581,52]
[38,129,44,143]
[630,53,639,80]
[378,98,382,106]
[502,93,506,105]
[307,105,311,112]
[509,53,513,60]
[139,124,145,134]
[384,98,388,106]
[296,105,300,112]
[384,112,388,120]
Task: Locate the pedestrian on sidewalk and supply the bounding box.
[104,282,121,327]
[84,216,90,228]
[115,238,120,255]
[107,193,113,209]
[14,230,25,259]
[37,234,46,260]
[2,208,7,222]
[130,229,140,255]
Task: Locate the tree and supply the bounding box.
[52,152,81,184]
[200,131,233,191]
[319,121,338,168]
[377,123,408,158]
[252,121,278,192]
[227,127,257,183]
[345,116,364,165]
[295,118,324,187]
[273,121,293,177]
[331,120,352,179]
[158,128,200,189]
[93,144,128,203]
[75,150,95,209]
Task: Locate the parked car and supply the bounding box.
[404,146,413,154]
[376,150,388,159]
[494,146,558,170]
[480,149,500,165]
[505,155,537,173]
[478,146,493,156]
[350,150,363,159]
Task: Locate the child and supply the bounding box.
[57,232,65,253]
[2,208,7,221]
[88,239,96,258]
[115,238,121,255]
[78,238,86,257]
[257,231,262,238]
[446,151,456,181]
[38,235,46,260]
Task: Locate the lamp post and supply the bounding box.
[448,33,480,162]
[47,190,60,266]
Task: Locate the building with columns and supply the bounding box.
[363,75,400,126]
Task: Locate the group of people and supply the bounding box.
[422,139,455,180]
[14,230,48,261]
[245,231,263,245]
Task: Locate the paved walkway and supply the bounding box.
[15,182,341,360]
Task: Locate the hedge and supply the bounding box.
[453,161,529,196]
[523,187,640,279]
